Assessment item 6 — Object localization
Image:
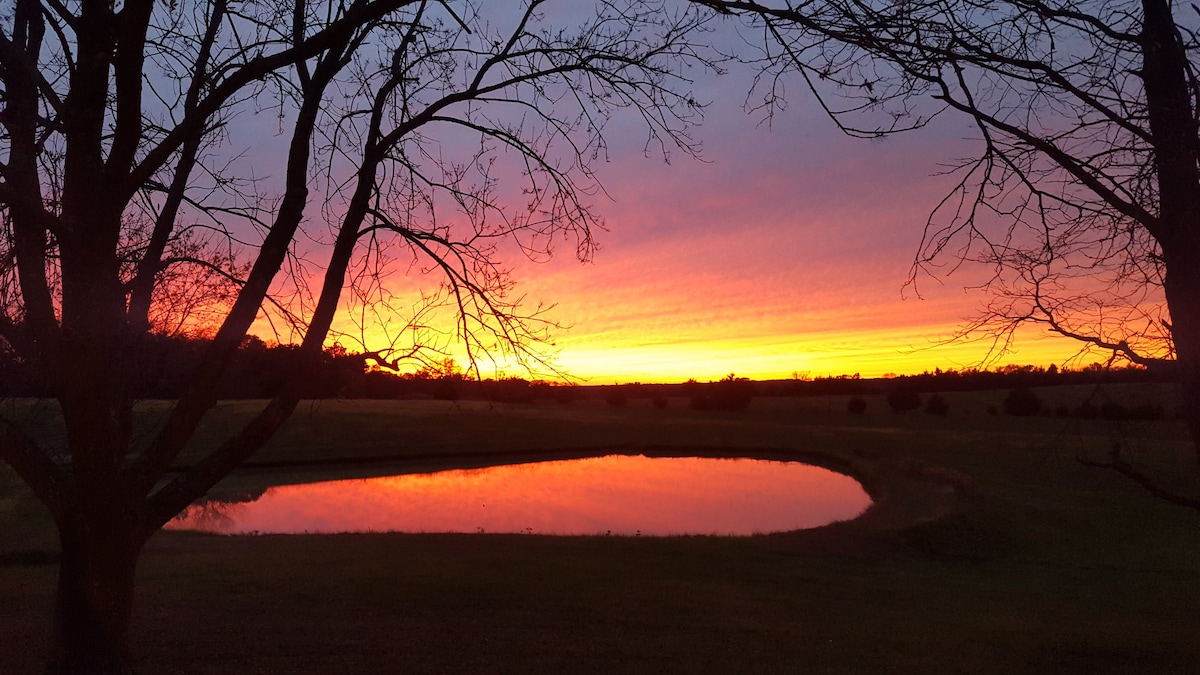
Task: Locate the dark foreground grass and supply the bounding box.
[2,391,1198,673]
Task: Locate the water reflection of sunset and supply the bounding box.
[167,455,871,536]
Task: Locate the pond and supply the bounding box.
[165,454,871,536]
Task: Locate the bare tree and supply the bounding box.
[0,0,713,670]
[694,0,1200,508]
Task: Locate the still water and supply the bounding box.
[166,454,871,536]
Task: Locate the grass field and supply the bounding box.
[1,387,1198,673]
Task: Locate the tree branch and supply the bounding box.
[1079,456,1200,511]
[0,417,69,521]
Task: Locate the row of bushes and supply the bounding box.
[996,386,1164,420]
[848,392,949,416]
[847,385,1166,421]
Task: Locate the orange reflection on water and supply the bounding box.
[166,455,871,536]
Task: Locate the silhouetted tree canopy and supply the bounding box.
[694,0,1200,510]
[0,1,715,669]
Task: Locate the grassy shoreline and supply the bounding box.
[2,392,1198,672]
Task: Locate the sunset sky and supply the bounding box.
[402,61,1088,384]
[296,16,1098,384]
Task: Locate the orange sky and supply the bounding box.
[286,52,1098,384]
[319,102,1092,383]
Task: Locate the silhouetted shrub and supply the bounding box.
[1002,386,1042,416]
[689,374,754,411]
[487,378,534,404]
[431,379,459,401]
[1129,403,1164,420]
[529,381,554,402]
[924,393,949,416]
[605,392,628,407]
[847,395,867,415]
[886,386,921,414]
[1093,401,1164,421]
[689,391,752,411]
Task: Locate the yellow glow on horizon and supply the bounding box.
[543,325,1092,384]
[311,311,1093,384]
[255,213,1111,386]
[226,75,1135,389]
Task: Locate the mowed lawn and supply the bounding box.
[1,388,1198,673]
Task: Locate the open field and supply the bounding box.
[2,387,1198,673]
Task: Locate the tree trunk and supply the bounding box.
[1164,263,1200,470]
[1141,0,1200,473]
[45,517,143,675]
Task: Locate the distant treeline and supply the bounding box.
[590,363,1169,408]
[0,335,362,400]
[761,362,1168,397]
[0,334,1171,402]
